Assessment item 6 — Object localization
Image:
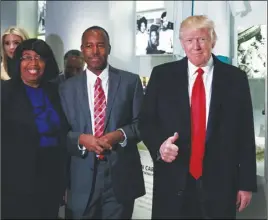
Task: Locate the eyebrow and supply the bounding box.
[4,40,21,43]
[84,41,105,44]
[22,53,38,56]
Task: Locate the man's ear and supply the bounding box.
[108,45,111,54]
[212,41,216,49]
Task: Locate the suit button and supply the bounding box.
[177,190,183,196]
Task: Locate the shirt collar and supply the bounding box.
[188,55,214,76]
[86,65,109,84]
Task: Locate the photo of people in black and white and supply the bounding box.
[237,25,266,79]
[136,10,174,56]
[38,0,46,35]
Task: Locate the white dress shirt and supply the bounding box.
[78,66,127,152]
[86,66,109,133]
[188,56,214,128]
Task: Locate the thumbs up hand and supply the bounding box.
[159,132,179,163]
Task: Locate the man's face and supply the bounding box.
[81,29,110,75]
[162,16,168,29]
[180,28,215,67]
[151,31,157,45]
[64,56,84,79]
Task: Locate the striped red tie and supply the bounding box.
[189,68,206,179]
[94,77,106,160]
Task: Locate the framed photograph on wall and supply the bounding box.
[237,24,266,79]
[38,0,46,35]
[135,1,174,56]
[237,24,267,177]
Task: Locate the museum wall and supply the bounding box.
[44,1,192,73]
[1,1,17,35]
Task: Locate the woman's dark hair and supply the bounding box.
[12,38,60,83]
[137,17,147,31]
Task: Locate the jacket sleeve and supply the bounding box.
[58,83,85,158]
[138,67,168,161]
[237,70,257,192]
[120,75,144,144]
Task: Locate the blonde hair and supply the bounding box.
[179,15,217,43]
[1,26,29,74]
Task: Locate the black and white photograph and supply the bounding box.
[136,9,174,56]
[237,25,266,79]
[237,24,267,176]
[38,0,46,35]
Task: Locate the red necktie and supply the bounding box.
[189,68,206,179]
[94,77,106,159]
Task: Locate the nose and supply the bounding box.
[193,39,201,50]
[92,45,100,55]
[10,43,16,49]
[29,58,39,65]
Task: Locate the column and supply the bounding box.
[16,1,38,38]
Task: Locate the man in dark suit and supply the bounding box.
[139,15,257,219]
[57,49,85,83]
[59,26,145,219]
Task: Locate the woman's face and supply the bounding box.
[20,50,46,87]
[140,22,146,33]
[3,34,23,58]
[150,31,157,45]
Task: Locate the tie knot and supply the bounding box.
[95,77,102,86]
[196,68,204,75]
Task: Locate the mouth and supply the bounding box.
[193,53,203,56]
[8,51,15,56]
[27,69,40,75]
[90,57,101,62]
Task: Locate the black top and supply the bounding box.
[1,79,69,197]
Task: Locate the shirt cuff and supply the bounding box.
[156,150,162,161]
[117,128,127,147]
[77,138,86,155]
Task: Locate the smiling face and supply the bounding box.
[140,22,146,33]
[3,34,23,58]
[81,29,110,75]
[180,28,215,67]
[20,50,45,87]
[150,31,157,45]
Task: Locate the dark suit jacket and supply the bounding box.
[139,55,257,218]
[1,79,69,200]
[59,65,145,218]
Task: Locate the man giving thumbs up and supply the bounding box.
[159,132,179,163]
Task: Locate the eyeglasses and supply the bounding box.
[21,55,45,62]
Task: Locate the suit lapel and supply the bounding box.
[176,58,191,143]
[43,82,69,135]
[167,58,191,142]
[44,83,60,113]
[105,66,120,130]
[79,71,93,133]
[206,56,224,143]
